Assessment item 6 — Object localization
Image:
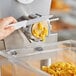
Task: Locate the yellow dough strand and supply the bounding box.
[37,22,43,30]
[32,21,48,42]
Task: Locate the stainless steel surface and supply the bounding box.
[17,0,34,4]
[4,30,30,50]
[0,0,51,18]
[40,59,51,68]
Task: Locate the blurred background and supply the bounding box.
[51,0,76,31]
[50,0,76,41]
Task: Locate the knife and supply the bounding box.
[7,15,54,30]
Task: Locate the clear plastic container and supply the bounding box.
[0,51,15,76]
[5,40,76,57]
[2,40,76,76]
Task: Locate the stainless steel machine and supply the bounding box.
[0,0,58,48]
[0,0,59,70]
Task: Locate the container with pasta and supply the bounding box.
[1,40,76,76]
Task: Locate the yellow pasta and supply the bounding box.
[37,22,43,30]
[43,27,48,36]
[32,21,48,42]
[42,62,76,76]
[32,30,39,38]
[39,34,45,41]
[41,66,48,72]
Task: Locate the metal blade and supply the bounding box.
[26,15,53,25]
[8,15,53,30]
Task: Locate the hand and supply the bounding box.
[0,16,17,40]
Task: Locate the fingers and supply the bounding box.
[0,26,15,40]
[0,16,17,40]
[4,26,15,30]
[2,16,17,26]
